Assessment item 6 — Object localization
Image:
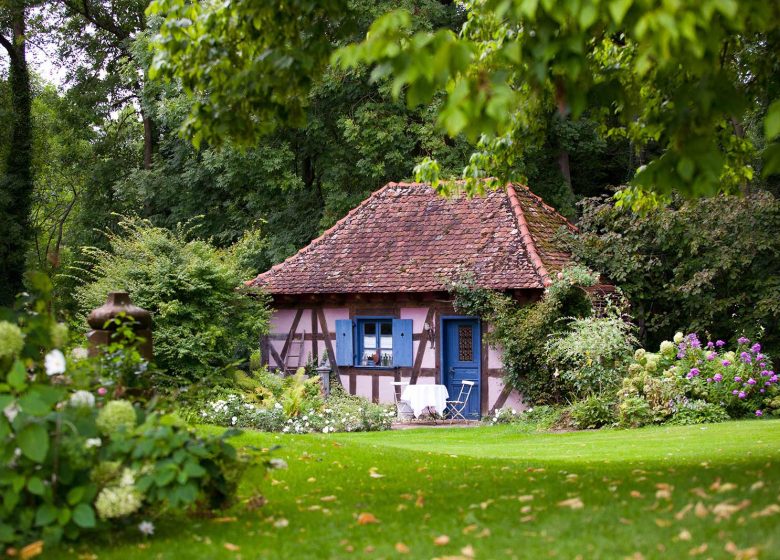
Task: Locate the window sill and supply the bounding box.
[352,365,397,370]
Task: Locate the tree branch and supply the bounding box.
[0,33,17,60]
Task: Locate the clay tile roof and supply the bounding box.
[247,181,576,294]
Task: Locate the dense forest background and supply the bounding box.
[2,0,779,352]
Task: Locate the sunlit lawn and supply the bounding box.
[65,420,780,559]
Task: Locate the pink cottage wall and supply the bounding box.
[265,304,523,416]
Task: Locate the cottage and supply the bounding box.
[247,181,577,418]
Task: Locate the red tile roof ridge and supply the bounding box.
[506,183,552,287]
[247,182,398,287]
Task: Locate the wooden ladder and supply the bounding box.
[284,330,306,374]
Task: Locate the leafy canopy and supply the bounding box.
[334,0,780,202]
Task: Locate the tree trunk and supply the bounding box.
[142,111,155,170]
[0,3,33,306]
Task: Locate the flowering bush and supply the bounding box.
[617,331,778,426]
[0,279,262,551]
[485,405,565,431]
[195,391,393,433]
[569,395,617,429]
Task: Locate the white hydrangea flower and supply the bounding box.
[70,347,89,361]
[44,349,66,376]
[69,390,96,408]
[119,468,136,488]
[673,332,684,344]
[3,403,19,423]
[85,438,102,449]
[95,486,142,519]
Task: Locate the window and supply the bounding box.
[334,318,414,368]
[358,318,393,366]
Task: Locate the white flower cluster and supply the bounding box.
[94,468,142,519]
[69,390,96,409]
[489,407,528,425]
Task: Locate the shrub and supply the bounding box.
[618,396,654,428]
[0,278,261,550]
[667,399,730,426]
[569,395,617,429]
[73,217,270,384]
[485,405,565,431]
[547,308,637,399]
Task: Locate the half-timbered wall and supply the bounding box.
[262,294,525,416]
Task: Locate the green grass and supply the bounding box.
[65,420,780,559]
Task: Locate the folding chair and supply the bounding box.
[390,381,413,419]
[446,380,475,420]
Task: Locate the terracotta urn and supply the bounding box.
[87,292,152,331]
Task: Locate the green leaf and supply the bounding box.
[72,503,96,528]
[27,477,45,496]
[765,100,780,140]
[35,504,58,527]
[677,157,695,182]
[18,394,50,416]
[7,361,27,391]
[18,423,49,462]
[182,460,207,479]
[67,486,86,506]
[608,0,632,25]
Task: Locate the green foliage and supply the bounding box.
[569,395,617,430]
[617,396,654,429]
[335,0,780,199]
[0,278,257,549]
[571,192,780,353]
[666,400,730,426]
[146,0,351,147]
[485,405,565,432]
[546,308,638,398]
[73,217,270,383]
[450,266,597,404]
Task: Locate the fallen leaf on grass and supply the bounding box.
[630,490,643,499]
[558,497,584,510]
[223,543,240,551]
[395,542,410,554]
[369,467,384,478]
[751,504,780,518]
[518,495,534,502]
[19,541,43,559]
[434,535,451,546]
[212,516,238,523]
[689,543,708,556]
[476,528,491,538]
[462,544,476,558]
[655,518,672,528]
[307,477,316,483]
[415,491,425,508]
[712,499,750,521]
[320,495,337,502]
[273,518,289,528]
[724,541,760,559]
[694,502,709,518]
[520,515,535,523]
[462,524,478,534]
[678,529,692,541]
[675,504,693,520]
[357,512,379,525]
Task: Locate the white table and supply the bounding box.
[401,384,449,418]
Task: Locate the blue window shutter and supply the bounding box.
[335,320,354,366]
[392,319,414,367]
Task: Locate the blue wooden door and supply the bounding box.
[443,318,481,419]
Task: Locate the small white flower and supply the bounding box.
[44,349,66,376]
[69,390,96,408]
[85,438,102,449]
[324,409,333,414]
[138,520,155,536]
[511,409,516,415]
[3,403,19,423]
[274,402,283,410]
[231,416,237,425]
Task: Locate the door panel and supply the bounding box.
[443,318,481,418]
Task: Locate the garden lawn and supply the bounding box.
[66,420,780,559]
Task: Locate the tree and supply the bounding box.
[148,0,780,202]
[0,0,33,305]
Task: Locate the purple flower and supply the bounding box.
[738,391,746,399]
[740,352,752,364]
[706,377,713,383]
[689,368,700,377]
[756,410,763,417]
[737,336,750,345]
[770,375,778,383]
[759,361,766,368]
[734,376,742,382]
[747,378,756,385]
[716,340,726,347]
[761,370,770,377]
[706,341,715,349]
[766,382,773,387]
[713,373,723,382]
[722,360,731,367]
[760,388,766,393]
[751,343,761,353]
[706,352,716,361]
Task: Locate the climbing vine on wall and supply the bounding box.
[447,266,597,404]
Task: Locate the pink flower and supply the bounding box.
[734,376,742,382]
[747,378,756,385]
[713,373,723,382]
[756,410,763,417]
[738,391,746,399]
[97,387,108,396]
